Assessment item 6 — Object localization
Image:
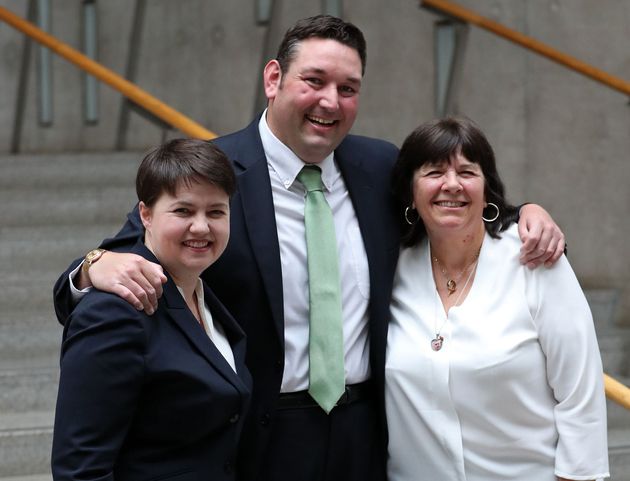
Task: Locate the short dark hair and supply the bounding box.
[136,138,236,207]
[391,117,518,247]
[275,14,367,75]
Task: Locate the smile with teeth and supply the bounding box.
[183,240,211,249]
[435,201,466,207]
[306,115,337,126]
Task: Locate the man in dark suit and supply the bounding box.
[54,15,565,481]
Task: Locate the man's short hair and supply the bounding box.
[275,14,367,75]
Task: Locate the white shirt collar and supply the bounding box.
[258,110,339,192]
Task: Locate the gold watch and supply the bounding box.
[82,248,107,274]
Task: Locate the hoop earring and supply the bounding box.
[404,206,417,225]
[482,202,500,222]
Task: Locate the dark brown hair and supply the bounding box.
[136,139,236,207]
[391,117,518,247]
[275,14,367,75]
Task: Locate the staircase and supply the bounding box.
[0,152,139,480]
[0,151,629,479]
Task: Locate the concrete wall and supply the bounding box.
[1,0,629,325]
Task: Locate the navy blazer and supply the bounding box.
[52,242,252,481]
[53,116,402,479]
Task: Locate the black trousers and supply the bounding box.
[256,397,386,481]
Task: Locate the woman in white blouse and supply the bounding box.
[385,118,609,481]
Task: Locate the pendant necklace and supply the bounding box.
[431,252,480,352]
[433,247,481,296]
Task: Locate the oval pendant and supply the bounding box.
[446,279,457,294]
[431,335,444,351]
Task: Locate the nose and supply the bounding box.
[319,85,339,111]
[441,170,462,192]
[189,214,210,234]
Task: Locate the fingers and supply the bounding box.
[544,235,566,268]
[519,225,565,269]
[88,252,165,314]
[517,203,566,269]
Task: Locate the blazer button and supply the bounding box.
[229,413,240,424]
[260,413,270,426]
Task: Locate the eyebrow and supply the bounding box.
[300,67,362,86]
[170,200,229,209]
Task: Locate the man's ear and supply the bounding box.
[263,59,282,100]
[138,201,152,229]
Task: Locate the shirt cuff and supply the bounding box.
[69,261,92,301]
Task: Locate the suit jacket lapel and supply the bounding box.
[130,242,249,392]
[203,284,251,387]
[229,118,285,345]
[335,143,379,279]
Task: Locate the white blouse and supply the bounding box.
[385,224,609,481]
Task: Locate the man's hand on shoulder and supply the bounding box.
[517,204,565,269]
[83,251,167,314]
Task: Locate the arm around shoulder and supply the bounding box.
[52,205,165,324]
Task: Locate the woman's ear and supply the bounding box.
[139,201,152,229]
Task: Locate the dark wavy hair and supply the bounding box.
[391,117,518,247]
[136,139,236,207]
[275,14,367,76]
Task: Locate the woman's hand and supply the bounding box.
[81,251,166,314]
[518,203,565,268]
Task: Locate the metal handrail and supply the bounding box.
[605,374,630,410]
[421,0,630,98]
[421,0,630,410]
[0,5,216,140]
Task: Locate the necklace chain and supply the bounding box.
[432,247,481,296]
[430,245,482,352]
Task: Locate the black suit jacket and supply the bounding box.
[52,242,252,481]
[53,116,401,479]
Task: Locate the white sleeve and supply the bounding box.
[526,255,610,480]
[69,262,93,302]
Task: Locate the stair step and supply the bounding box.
[0,367,59,413]
[0,187,136,227]
[0,411,53,477]
[0,324,60,367]
[0,224,126,273]
[609,427,630,481]
[0,152,140,189]
[0,475,52,481]
[0,276,62,314]
[599,331,630,378]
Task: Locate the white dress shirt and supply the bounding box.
[259,113,371,393]
[177,279,236,372]
[385,224,609,481]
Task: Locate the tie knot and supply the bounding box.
[297,166,324,193]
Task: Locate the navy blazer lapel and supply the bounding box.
[202,284,250,385]
[227,118,285,345]
[335,142,379,271]
[130,242,248,392]
[162,281,249,392]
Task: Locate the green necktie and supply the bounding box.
[297,165,345,414]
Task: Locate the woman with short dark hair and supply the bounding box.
[52,139,251,481]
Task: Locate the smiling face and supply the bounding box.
[263,37,362,164]
[140,179,230,286]
[412,152,486,237]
